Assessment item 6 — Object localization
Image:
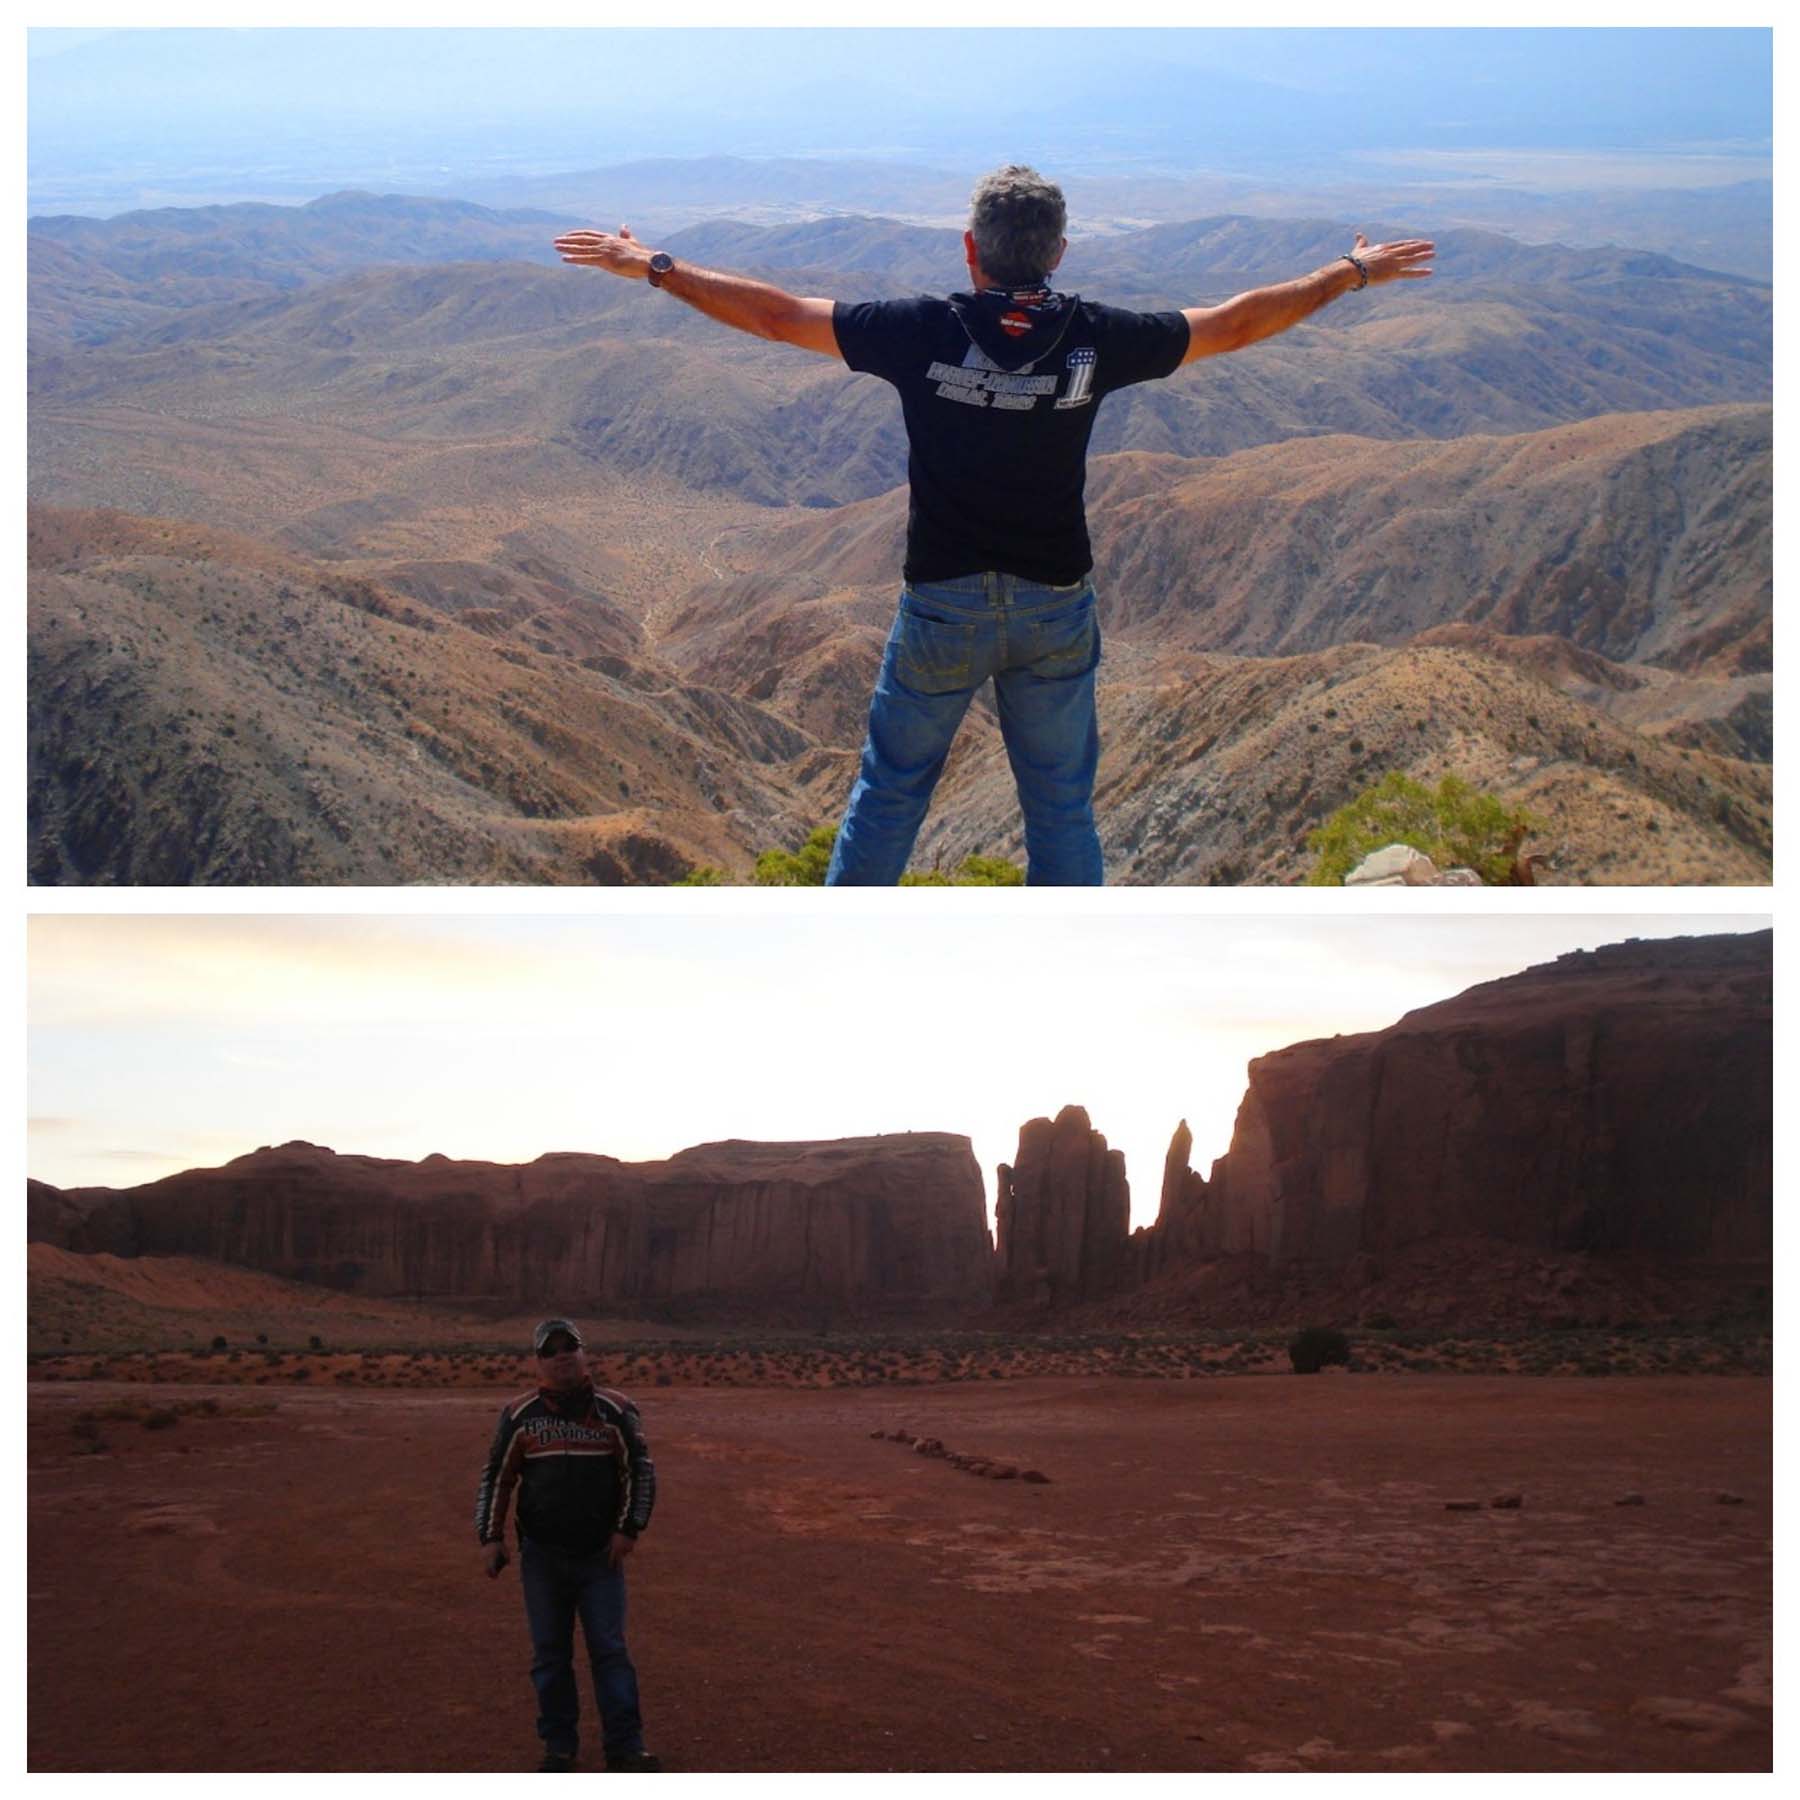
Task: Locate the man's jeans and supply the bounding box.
[826,572,1104,886]
[519,1537,645,1762]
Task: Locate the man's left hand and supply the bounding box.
[606,1532,636,1569]
[555,225,654,280]
[1349,231,1435,284]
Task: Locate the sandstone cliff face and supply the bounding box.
[995,1105,1130,1306]
[1156,931,1771,1270]
[36,1133,993,1315]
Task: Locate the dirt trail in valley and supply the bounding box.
[27,1374,1770,1773]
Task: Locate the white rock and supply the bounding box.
[1346,844,1439,887]
[1436,868,1485,887]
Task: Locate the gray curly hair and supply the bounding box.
[968,165,1067,287]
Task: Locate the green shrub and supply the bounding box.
[1288,1326,1352,1374]
[1306,772,1540,886]
[901,854,1026,887]
[753,825,837,886]
[675,826,1025,887]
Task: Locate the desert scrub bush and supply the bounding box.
[681,825,1026,887]
[900,854,1026,886]
[1288,1326,1353,1374]
[142,1408,180,1430]
[752,825,837,886]
[1306,772,1541,886]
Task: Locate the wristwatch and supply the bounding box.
[647,252,675,289]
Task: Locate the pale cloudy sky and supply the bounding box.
[27,911,1766,1228]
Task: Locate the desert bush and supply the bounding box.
[308,1335,324,1351]
[900,854,1026,887]
[1288,1325,1352,1374]
[211,1335,228,1351]
[1305,772,1540,886]
[1364,1311,1398,1330]
[683,825,1025,887]
[752,825,837,886]
[142,1408,179,1430]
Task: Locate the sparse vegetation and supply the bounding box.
[900,854,1026,887]
[677,825,1025,886]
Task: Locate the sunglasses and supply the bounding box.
[536,1340,580,1358]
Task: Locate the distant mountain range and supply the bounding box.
[26,195,1774,885]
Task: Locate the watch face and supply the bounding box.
[648,252,674,288]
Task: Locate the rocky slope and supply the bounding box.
[26,506,831,883]
[30,1134,993,1318]
[915,637,1771,886]
[697,407,1770,675]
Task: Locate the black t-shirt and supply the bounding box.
[833,292,1190,586]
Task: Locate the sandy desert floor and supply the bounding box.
[27,1374,1770,1773]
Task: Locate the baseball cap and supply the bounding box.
[532,1317,584,1354]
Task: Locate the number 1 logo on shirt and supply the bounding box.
[1054,346,1097,410]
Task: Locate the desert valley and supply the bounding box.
[27,930,1772,1770]
[27,186,1772,883]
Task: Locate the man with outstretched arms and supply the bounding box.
[476,1317,660,1772]
[556,166,1432,885]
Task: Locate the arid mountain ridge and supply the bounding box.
[31,207,1771,496]
[26,197,1773,883]
[31,931,1772,1330]
[29,409,1771,884]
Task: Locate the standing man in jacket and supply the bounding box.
[555,166,1432,884]
[477,1318,660,1772]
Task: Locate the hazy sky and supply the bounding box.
[25,24,1773,214]
[27,912,1768,1227]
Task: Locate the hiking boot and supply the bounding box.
[606,1750,662,1772]
[538,1749,578,1772]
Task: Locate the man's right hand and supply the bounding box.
[483,1541,509,1578]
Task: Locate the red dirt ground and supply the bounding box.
[28,1374,1770,1772]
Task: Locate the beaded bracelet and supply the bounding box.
[1341,252,1369,290]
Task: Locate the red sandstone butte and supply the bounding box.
[1157,930,1771,1269]
[994,1104,1130,1305]
[34,1133,992,1314]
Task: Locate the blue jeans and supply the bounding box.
[826,572,1104,886]
[519,1537,644,1762]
